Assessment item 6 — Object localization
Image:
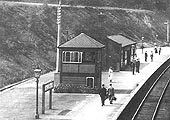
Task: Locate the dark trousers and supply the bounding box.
[132,67,135,75]
[109,95,113,104]
[132,63,135,75]
[100,96,105,106]
[136,66,139,73]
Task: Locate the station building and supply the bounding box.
[55,33,136,91]
[106,34,136,71]
[58,33,105,88]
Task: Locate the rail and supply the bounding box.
[131,64,170,120]
[117,58,170,120]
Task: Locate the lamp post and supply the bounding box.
[98,12,106,34]
[164,20,169,45]
[141,37,144,54]
[34,68,41,119]
[98,12,105,23]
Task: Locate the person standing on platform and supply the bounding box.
[131,59,136,75]
[108,67,113,82]
[145,51,148,62]
[108,84,115,104]
[150,51,153,62]
[99,84,107,106]
[136,58,140,73]
[158,46,161,55]
[154,46,158,53]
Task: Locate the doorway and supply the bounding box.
[86,77,94,88]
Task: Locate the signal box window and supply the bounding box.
[63,51,82,63]
[83,52,95,63]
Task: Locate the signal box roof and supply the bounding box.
[59,33,105,49]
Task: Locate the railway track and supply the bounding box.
[131,65,170,120]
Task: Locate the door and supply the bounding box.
[86,77,94,88]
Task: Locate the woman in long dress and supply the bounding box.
[108,67,113,82]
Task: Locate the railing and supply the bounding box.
[42,81,54,114]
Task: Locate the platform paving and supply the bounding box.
[0,47,169,120]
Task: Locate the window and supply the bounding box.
[82,52,95,63]
[63,51,82,63]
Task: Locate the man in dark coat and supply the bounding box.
[136,58,140,73]
[131,60,135,75]
[158,46,161,55]
[108,84,115,104]
[154,47,158,53]
[145,51,148,62]
[99,84,107,106]
[150,51,153,62]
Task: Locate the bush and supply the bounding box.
[54,83,99,94]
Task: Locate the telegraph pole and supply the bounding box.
[164,20,169,45]
[166,20,169,43]
[56,0,61,72]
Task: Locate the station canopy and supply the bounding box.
[107,35,136,47]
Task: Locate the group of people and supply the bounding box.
[131,57,140,75]
[99,84,116,106]
[144,51,153,62]
[144,46,161,62]
[155,46,161,55]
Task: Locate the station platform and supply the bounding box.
[0,47,170,120]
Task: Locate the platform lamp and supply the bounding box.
[164,20,169,45]
[34,67,41,119]
[98,12,105,23]
[98,12,106,34]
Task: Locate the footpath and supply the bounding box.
[0,47,170,120]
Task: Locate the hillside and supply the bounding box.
[0,1,168,88]
[1,0,169,12]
